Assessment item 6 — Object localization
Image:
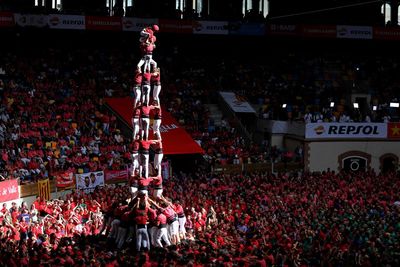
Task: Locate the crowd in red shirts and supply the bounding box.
[0,48,137,183]
[0,169,399,266]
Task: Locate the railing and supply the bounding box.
[214,161,303,174]
[20,179,57,198]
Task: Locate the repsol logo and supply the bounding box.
[206,26,225,30]
[62,20,84,25]
[349,30,371,35]
[328,125,379,135]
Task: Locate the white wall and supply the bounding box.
[308,141,400,172]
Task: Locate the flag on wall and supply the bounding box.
[38,179,51,200]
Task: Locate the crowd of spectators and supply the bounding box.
[0,48,135,183]
[6,36,400,181]
[1,169,400,266]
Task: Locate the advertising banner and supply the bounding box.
[122,17,158,32]
[75,171,105,192]
[105,98,204,155]
[159,19,193,34]
[14,14,47,27]
[229,22,265,36]
[266,24,299,36]
[219,92,256,113]
[302,25,336,38]
[192,21,229,35]
[48,14,85,30]
[0,12,15,28]
[104,169,129,182]
[305,123,387,139]
[336,25,373,39]
[37,179,51,201]
[387,122,400,139]
[56,170,75,188]
[373,27,400,40]
[0,179,19,203]
[86,16,121,31]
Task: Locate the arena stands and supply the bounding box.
[0,18,400,266]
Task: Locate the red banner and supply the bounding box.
[105,98,204,155]
[302,25,336,38]
[373,27,400,41]
[104,169,129,182]
[0,179,19,202]
[56,170,75,188]
[0,12,14,28]
[159,19,193,34]
[86,16,121,31]
[388,122,400,139]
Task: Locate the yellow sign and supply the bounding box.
[38,179,51,201]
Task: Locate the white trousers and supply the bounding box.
[152,84,161,103]
[154,153,163,176]
[149,226,158,247]
[153,119,161,138]
[134,86,141,107]
[178,217,187,235]
[132,118,140,139]
[140,153,149,178]
[131,153,139,174]
[156,227,171,247]
[141,118,150,141]
[141,84,151,106]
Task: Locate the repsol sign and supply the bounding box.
[306,123,387,139]
[328,125,379,135]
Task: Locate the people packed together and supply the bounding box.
[1,169,400,266]
[1,27,400,266]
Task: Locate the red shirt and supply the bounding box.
[135,209,148,225]
[157,213,167,225]
[138,177,153,188]
[134,72,142,85]
[133,107,141,119]
[139,140,152,152]
[151,175,162,187]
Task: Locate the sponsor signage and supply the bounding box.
[0,179,19,203]
[0,12,14,27]
[388,122,400,139]
[48,14,85,30]
[122,17,158,32]
[104,169,129,181]
[229,22,265,36]
[336,25,373,39]
[76,171,105,192]
[302,25,336,38]
[56,170,75,188]
[105,98,204,155]
[266,24,298,35]
[373,27,400,40]
[14,14,47,27]
[219,92,256,113]
[159,19,193,34]
[193,21,229,35]
[306,123,387,139]
[86,16,121,31]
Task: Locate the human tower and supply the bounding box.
[124,25,186,250]
[130,24,164,198]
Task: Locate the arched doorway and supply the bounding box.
[380,153,399,173]
[338,151,371,172]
